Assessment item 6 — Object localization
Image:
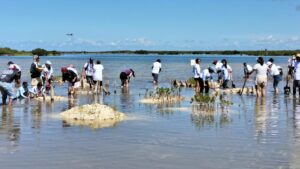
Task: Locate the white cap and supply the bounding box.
[46,60,52,65]
[8,64,15,69]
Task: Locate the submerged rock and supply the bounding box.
[33,96,69,102]
[60,104,126,129]
[139,96,185,104]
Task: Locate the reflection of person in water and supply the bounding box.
[1,107,20,143]
[292,98,300,134]
[254,97,267,139]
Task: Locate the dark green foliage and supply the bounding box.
[32,48,49,56]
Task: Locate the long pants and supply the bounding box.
[293,80,300,96]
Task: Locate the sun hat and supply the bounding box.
[267,61,272,66]
[33,55,39,60]
[45,60,52,65]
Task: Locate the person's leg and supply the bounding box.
[199,78,204,93]
[273,76,277,93]
[293,80,297,96]
[204,80,209,93]
[194,78,199,93]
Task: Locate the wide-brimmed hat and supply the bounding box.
[45,60,52,65]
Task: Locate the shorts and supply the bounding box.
[93,81,103,86]
[86,76,93,84]
[120,72,128,81]
[255,76,267,87]
[152,73,159,82]
[31,78,41,87]
[0,81,14,99]
[273,75,281,88]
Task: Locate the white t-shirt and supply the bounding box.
[84,62,94,76]
[221,65,230,80]
[41,66,53,79]
[246,64,253,72]
[152,61,161,74]
[294,62,300,80]
[193,64,201,78]
[200,69,211,81]
[93,64,104,81]
[268,64,280,76]
[253,63,268,77]
[215,61,223,71]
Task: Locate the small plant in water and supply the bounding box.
[143,87,182,103]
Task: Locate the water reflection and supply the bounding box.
[292,98,300,141]
[0,107,20,152]
[191,107,231,130]
[31,101,42,130]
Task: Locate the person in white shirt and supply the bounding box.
[93,60,109,94]
[152,59,162,85]
[41,60,54,100]
[250,57,268,97]
[288,55,296,79]
[267,59,282,94]
[82,58,95,90]
[200,67,215,93]
[212,60,223,82]
[243,62,253,79]
[220,59,232,89]
[293,54,300,96]
[193,58,203,93]
[14,81,29,100]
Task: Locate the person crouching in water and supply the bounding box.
[61,66,79,96]
[120,69,135,88]
[267,59,281,94]
[193,58,202,93]
[41,60,54,100]
[14,81,29,100]
[29,82,45,99]
[0,65,19,106]
[250,57,268,97]
[7,61,22,87]
[200,67,215,93]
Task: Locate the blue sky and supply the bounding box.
[0,0,300,51]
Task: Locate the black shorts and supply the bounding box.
[86,76,93,84]
[93,81,103,86]
[152,73,159,82]
[120,72,128,81]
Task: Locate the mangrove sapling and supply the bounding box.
[140,87,183,103]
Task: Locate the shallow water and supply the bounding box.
[0,54,299,169]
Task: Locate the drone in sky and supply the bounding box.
[66,33,73,36]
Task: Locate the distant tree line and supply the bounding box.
[1,47,300,56]
[0,47,61,56]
